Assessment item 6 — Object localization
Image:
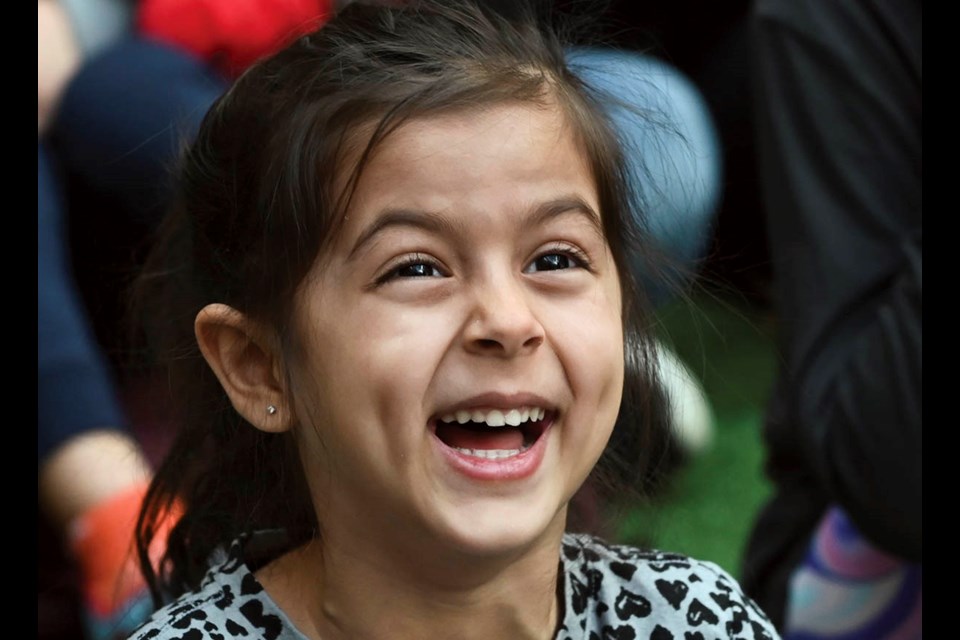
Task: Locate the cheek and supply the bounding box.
[290,297,457,447]
[547,297,623,498]
[582,284,624,436]
[337,302,459,415]
[577,320,625,426]
[583,272,625,386]
[551,284,625,417]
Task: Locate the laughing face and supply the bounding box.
[287,101,625,560]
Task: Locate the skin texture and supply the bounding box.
[38,430,152,529]
[197,102,625,639]
[38,0,81,135]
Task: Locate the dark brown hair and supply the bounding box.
[135,0,670,602]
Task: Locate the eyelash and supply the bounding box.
[375,243,593,285]
[376,253,447,285]
[525,243,593,274]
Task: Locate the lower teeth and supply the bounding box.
[453,445,529,460]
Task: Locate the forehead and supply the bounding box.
[337,102,599,240]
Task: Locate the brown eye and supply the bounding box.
[534,254,573,271]
[395,262,444,278]
[524,246,590,274]
[376,254,449,285]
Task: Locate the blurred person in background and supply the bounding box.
[742,0,921,636]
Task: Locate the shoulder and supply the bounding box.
[557,534,780,640]
[130,536,300,640]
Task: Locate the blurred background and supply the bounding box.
[41,0,781,636]
[570,0,777,577]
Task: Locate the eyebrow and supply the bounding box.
[347,208,466,260]
[347,195,603,260]
[523,196,603,237]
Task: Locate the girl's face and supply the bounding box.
[288,102,624,559]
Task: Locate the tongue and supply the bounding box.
[436,423,524,451]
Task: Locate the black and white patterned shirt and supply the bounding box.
[131,533,778,639]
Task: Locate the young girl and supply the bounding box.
[132,2,777,638]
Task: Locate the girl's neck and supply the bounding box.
[257,515,567,640]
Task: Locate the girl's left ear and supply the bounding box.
[194,303,293,433]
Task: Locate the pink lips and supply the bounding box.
[431,394,557,481]
[432,391,555,416]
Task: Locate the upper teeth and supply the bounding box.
[438,407,546,427]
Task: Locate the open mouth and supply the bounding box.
[432,407,552,460]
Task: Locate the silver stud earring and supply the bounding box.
[266,405,278,416]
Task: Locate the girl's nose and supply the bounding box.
[462,273,545,358]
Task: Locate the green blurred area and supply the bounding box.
[614,291,780,578]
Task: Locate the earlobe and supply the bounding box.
[195,304,292,433]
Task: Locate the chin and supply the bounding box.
[430,493,568,560]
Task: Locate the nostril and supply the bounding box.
[463,302,545,355]
[523,335,544,349]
